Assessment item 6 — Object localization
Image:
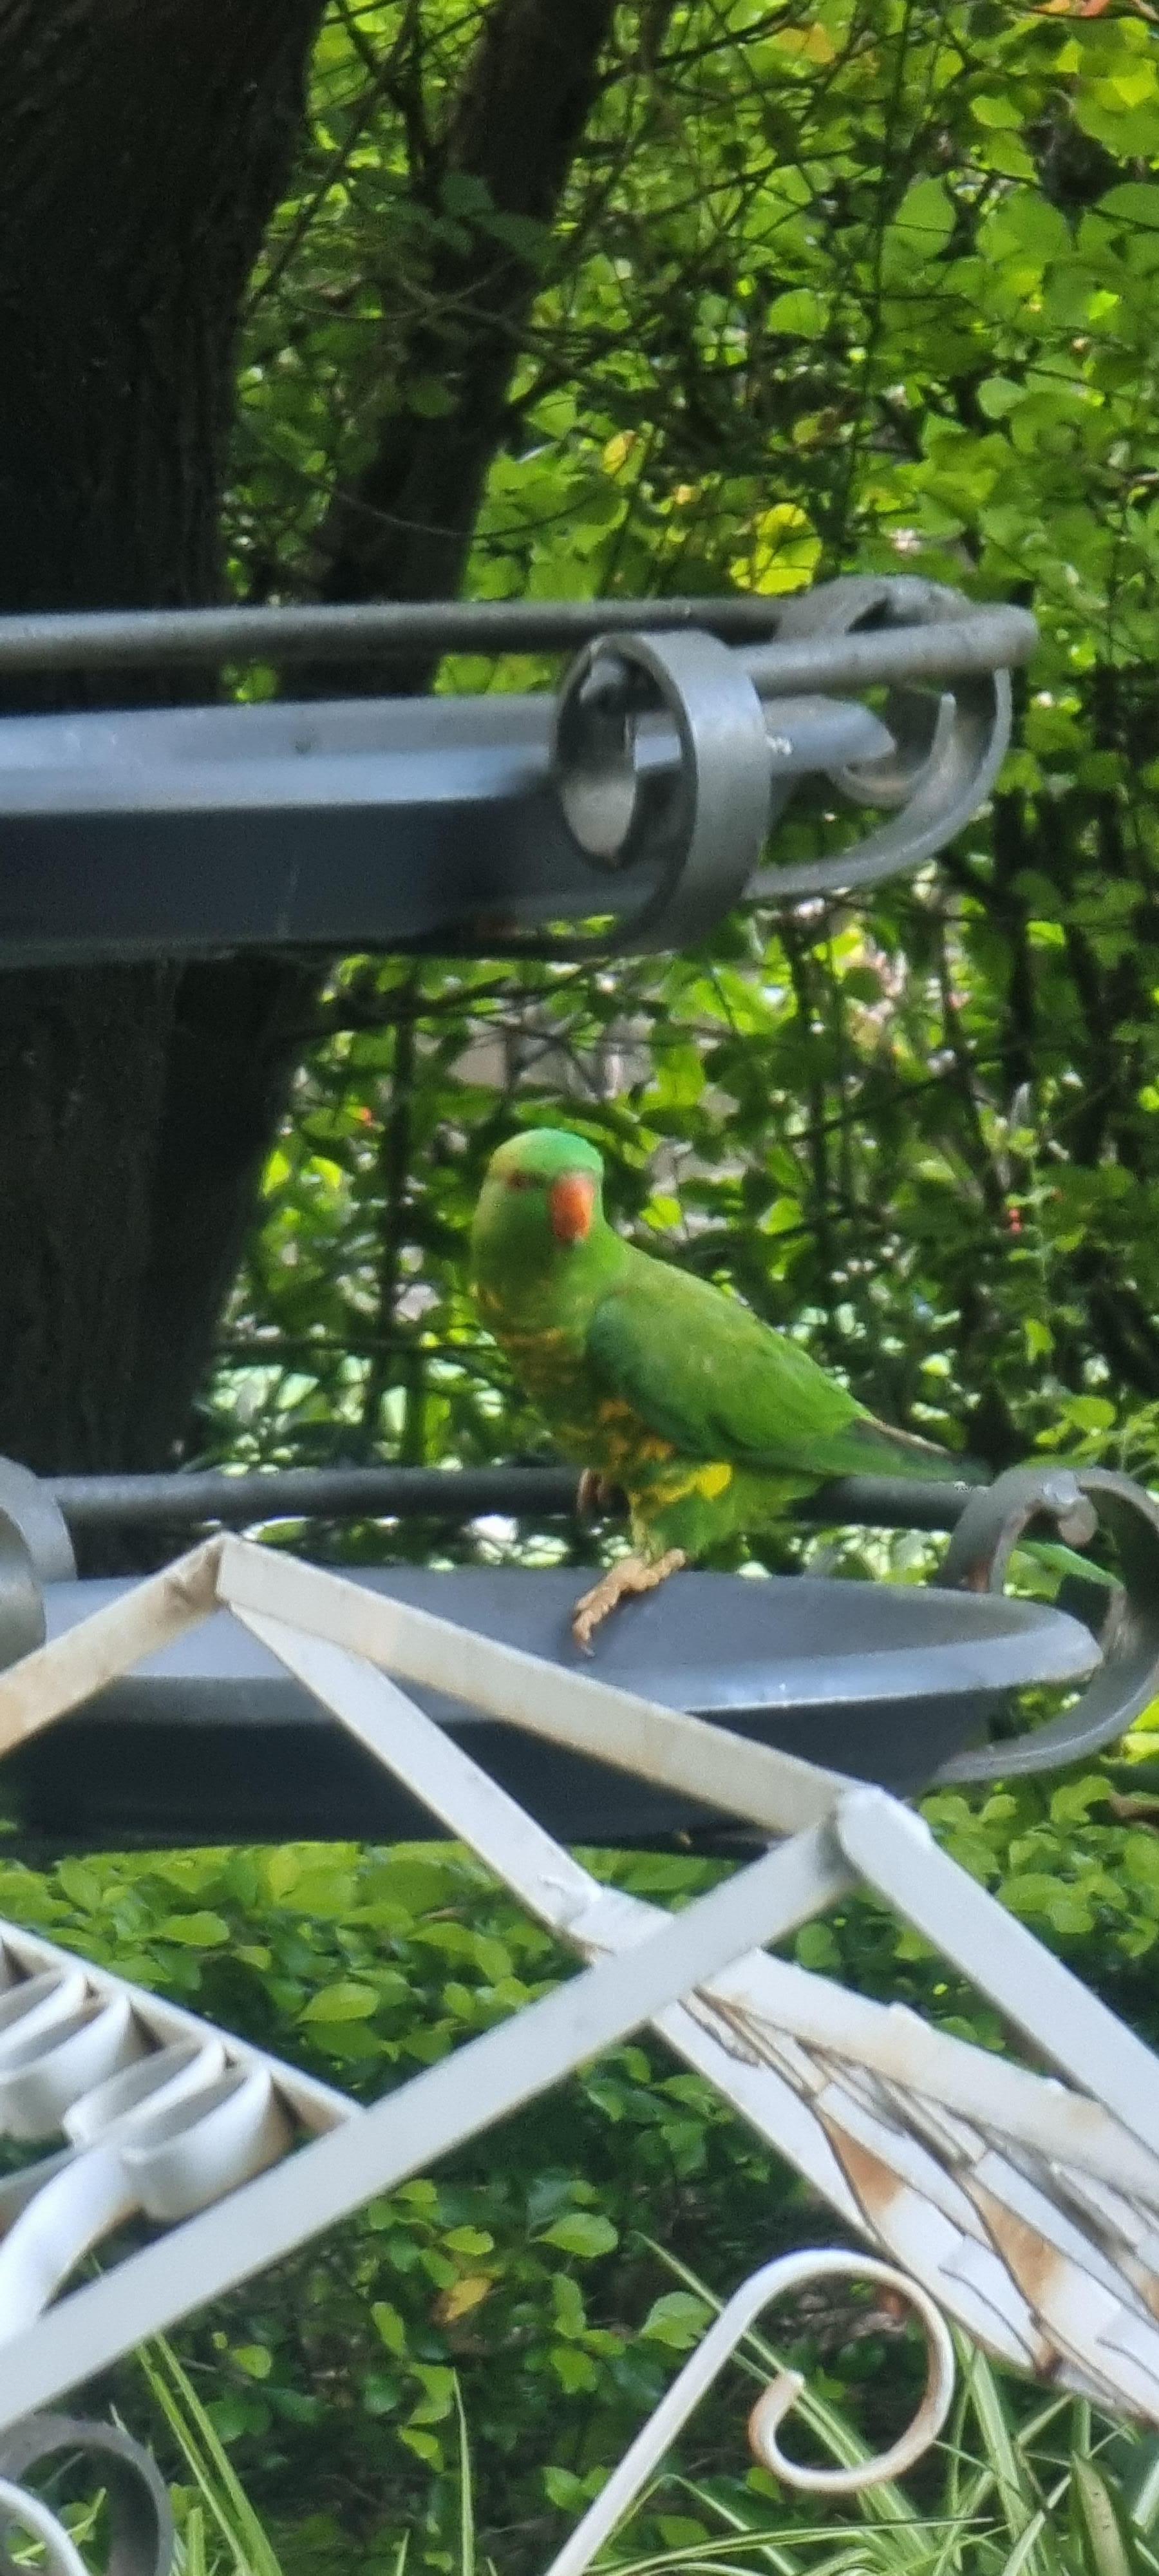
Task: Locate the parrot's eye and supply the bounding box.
[505,1171,540,1192]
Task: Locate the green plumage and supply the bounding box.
[471,1128,979,1568]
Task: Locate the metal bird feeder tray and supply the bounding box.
[0,1454,1153,1854]
[0,574,1034,962]
[3,583,1159,2544]
[0,1493,1158,2566]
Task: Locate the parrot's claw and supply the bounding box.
[576,1470,623,1521]
[571,1549,688,1653]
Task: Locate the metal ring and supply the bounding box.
[748,575,1012,905]
[545,629,774,955]
[0,2472,91,2576]
[0,1461,76,1586]
[0,2416,173,2576]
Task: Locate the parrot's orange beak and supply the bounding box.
[550,1171,596,1244]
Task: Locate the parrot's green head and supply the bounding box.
[471,1128,609,1283]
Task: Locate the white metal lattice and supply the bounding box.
[0,1533,1154,2470]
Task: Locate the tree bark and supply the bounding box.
[0,0,326,1470]
[308,0,618,685]
[0,0,615,1475]
[125,0,617,1464]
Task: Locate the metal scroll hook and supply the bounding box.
[745,2253,956,2493]
[542,2251,956,2576]
[0,2413,173,2576]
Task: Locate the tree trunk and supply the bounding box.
[308,0,618,685]
[0,0,616,1475]
[0,0,325,1470]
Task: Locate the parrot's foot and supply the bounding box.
[571,1549,688,1653]
[577,1470,623,1520]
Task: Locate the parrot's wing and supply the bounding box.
[587,1264,968,1482]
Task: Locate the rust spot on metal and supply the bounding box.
[819,2121,908,2227]
[968,2182,1075,2326]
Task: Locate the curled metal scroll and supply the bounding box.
[0,2417,173,2576]
[0,1458,76,1680]
[542,2251,955,2576]
[551,628,775,956]
[748,576,1012,905]
[0,1917,344,2358]
[934,1464,1159,1783]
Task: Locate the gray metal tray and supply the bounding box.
[0,1566,1097,1852]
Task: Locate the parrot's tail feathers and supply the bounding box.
[848,1415,988,1484]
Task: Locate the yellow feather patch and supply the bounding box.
[695,1463,733,1499]
[637,1471,699,1508]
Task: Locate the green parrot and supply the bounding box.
[470,1126,989,1649]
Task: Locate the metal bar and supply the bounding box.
[0,1541,223,1755]
[242,1610,1159,2204]
[48,1466,581,1529]
[0,1827,846,2428]
[0,596,1035,686]
[0,598,784,675]
[237,1609,864,2228]
[838,1788,1159,2161]
[215,1537,847,1836]
[44,1463,982,1535]
[738,607,1037,702]
[544,2249,956,2571]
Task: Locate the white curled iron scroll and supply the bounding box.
[0,2418,173,2576]
[544,2251,956,2576]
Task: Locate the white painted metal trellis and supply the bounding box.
[0,1535,1156,2571]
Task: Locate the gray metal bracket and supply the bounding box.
[935,1464,1159,1783]
[0,580,1035,963]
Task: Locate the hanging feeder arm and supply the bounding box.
[0,578,1035,964]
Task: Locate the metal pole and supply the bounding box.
[0,597,784,673]
[737,606,1037,700]
[0,597,1035,681]
[44,1464,979,1535]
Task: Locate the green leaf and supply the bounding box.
[372,2301,410,2358]
[885,177,956,266]
[300,1980,380,2023]
[1097,182,1159,232]
[153,1913,231,1947]
[795,1922,841,1972]
[641,2290,712,2349]
[1065,1395,1116,1432]
[540,2213,619,2258]
[764,287,829,337]
[1073,2454,1142,2576]
[408,2364,456,2425]
[549,2345,598,2394]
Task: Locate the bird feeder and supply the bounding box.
[0,1513,1156,2576]
[0,578,1155,2556]
[0,576,1033,961]
[0,1454,1152,1855]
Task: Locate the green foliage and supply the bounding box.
[7,1779,1159,2571]
[205,0,1159,1541]
[47,7,1159,2575]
